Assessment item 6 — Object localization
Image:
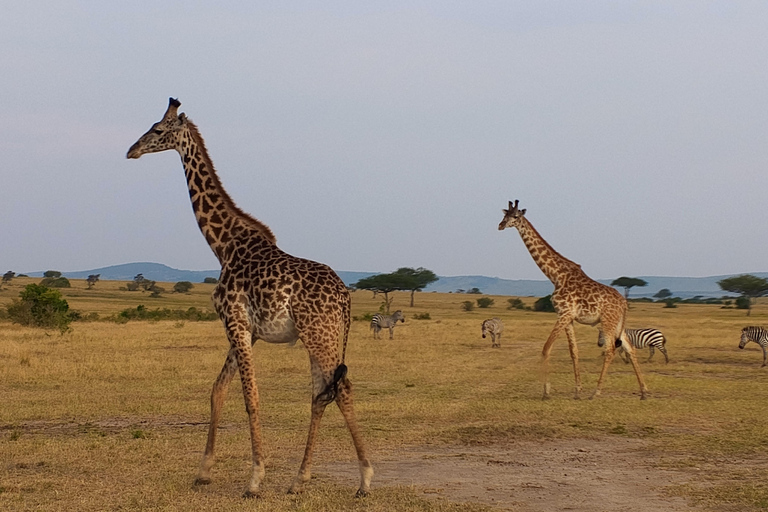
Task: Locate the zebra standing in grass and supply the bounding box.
[370,310,405,340]
[598,328,669,363]
[481,318,504,348]
[739,327,768,367]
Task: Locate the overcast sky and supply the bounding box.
[2,1,767,281]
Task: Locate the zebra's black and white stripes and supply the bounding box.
[370,310,405,340]
[739,326,768,367]
[598,328,669,363]
[481,318,504,348]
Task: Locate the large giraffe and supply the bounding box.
[498,200,648,400]
[126,98,372,497]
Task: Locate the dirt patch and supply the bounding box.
[320,438,695,511]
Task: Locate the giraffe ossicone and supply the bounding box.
[499,199,648,400]
[127,98,372,497]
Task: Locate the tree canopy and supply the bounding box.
[717,274,768,316]
[653,288,672,300]
[393,267,438,307]
[611,276,648,299]
[355,267,439,310]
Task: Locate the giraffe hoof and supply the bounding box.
[242,490,261,499]
[541,394,551,401]
[193,477,211,486]
[355,488,370,498]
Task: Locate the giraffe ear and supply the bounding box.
[178,113,187,123]
[520,208,526,215]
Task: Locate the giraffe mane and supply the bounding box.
[186,120,277,244]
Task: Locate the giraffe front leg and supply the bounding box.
[195,349,237,486]
[224,314,265,498]
[564,324,581,399]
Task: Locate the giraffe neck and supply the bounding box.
[178,122,275,264]
[516,217,581,287]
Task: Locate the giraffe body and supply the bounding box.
[127,98,372,497]
[498,200,648,400]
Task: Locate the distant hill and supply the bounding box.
[23,262,767,299]
[25,262,220,283]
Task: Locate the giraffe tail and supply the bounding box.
[316,364,347,406]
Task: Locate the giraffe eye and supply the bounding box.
[152,129,163,135]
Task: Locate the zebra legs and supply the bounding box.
[659,346,669,363]
[195,348,238,486]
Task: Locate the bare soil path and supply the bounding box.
[322,438,694,511]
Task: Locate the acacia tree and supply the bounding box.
[86,274,100,289]
[1,271,14,289]
[354,273,408,314]
[653,288,672,300]
[611,276,648,299]
[718,274,768,316]
[393,267,438,307]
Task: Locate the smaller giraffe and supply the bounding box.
[498,200,648,400]
[481,318,504,348]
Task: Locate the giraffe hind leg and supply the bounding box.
[290,356,331,495]
[195,348,237,486]
[335,377,373,496]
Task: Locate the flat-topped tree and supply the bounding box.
[498,200,648,400]
[127,98,372,497]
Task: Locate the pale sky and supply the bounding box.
[2,1,767,281]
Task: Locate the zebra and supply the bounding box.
[739,326,768,367]
[481,318,504,348]
[598,328,668,363]
[370,310,405,340]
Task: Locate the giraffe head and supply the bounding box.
[498,200,527,231]
[127,98,188,159]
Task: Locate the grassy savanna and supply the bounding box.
[2,277,768,510]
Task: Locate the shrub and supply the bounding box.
[533,295,555,312]
[112,305,218,322]
[173,281,194,293]
[413,312,431,320]
[352,312,374,322]
[43,270,62,278]
[507,298,525,310]
[148,284,165,298]
[203,277,218,284]
[663,298,678,309]
[40,276,71,288]
[476,297,494,308]
[467,288,482,294]
[6,284,75,332]
[461,301,474,312]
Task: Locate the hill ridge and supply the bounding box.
[21,262,763,299]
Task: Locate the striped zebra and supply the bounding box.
[370,310,405,340]
[739,326,768,367]
[598,328,668,363]
[481,318,504,348]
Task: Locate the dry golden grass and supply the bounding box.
[2,279,768,510]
